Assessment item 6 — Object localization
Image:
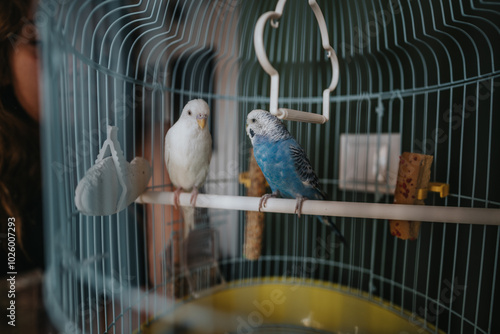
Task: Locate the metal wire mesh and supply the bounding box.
[39,0,499,333]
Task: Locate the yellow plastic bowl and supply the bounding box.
[143,278,439,334]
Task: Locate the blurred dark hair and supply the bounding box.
[0,0,30,85]
[0,0,44,269]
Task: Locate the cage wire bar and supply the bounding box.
[39,0,499,333]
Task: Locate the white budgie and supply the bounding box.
[164,99,212,238]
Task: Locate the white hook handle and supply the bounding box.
[253,0,339,124]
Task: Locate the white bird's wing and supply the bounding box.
[206,132,213,165]
[164,128,173,168]
[190,130,212,188]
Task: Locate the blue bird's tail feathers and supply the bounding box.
[318,216,347,245]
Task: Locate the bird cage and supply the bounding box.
[38,0,499,333]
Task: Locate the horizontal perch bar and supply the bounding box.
[136,192,500,226]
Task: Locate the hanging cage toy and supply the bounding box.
[75,125,151,216]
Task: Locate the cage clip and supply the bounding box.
[253,0,339,124]
[417,182,450,200]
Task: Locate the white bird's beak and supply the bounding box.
[197,114,207,129]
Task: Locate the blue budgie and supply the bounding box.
[246,109,346,244]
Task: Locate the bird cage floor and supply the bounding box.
[141,278,441,334]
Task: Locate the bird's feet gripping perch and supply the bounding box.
[258,190,280,212]
[173,186,201,209]
[294,195,306,218]
[173,187,183,209]
[190,186,199,207]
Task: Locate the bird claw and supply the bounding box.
[258,191,279,212]
[294,196,306,218]
[258,195,269,212]
[173,187,183,209]
[190,187,199,207]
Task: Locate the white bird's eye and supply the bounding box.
[188,110,192,116]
